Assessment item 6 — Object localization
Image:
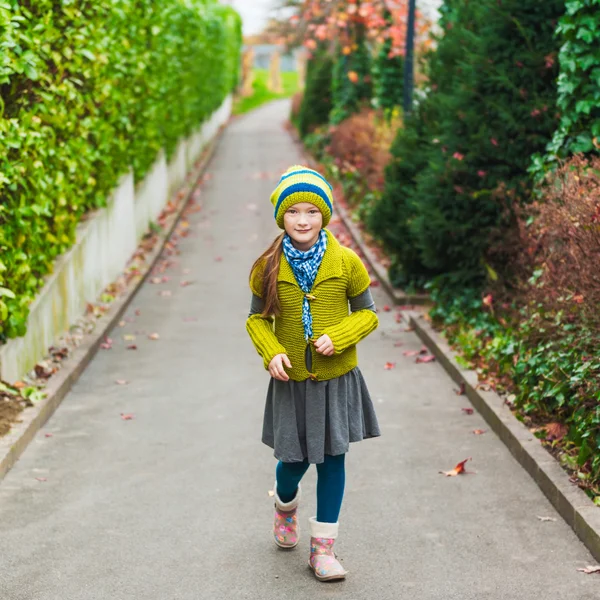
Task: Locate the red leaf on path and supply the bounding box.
[100,342,112,350]
[370,279,380,287]
[403,350,420,357]
[115,380,129,386]
[473,429,487,435]
[35,477,47,482]
[383,305,391,312]
[180,280,192,287]
[395,314,402,323]
[384,362,396,370]
[454,383,466,395]
[394,342,403,347]
[214,256,223,262]
[461,408,474,415]
[120,413,135,421]
[416,354,436,364]
[577,566,600,574]
[45,433,53,438]
[135,309,141,316]
[126,344,138,351]
[440,458,472,477]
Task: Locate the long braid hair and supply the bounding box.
[250,233,284,317]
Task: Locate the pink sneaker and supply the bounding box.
[308,518,348,581]
[273,484,301,549]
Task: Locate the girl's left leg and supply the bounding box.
[309,454,348,582]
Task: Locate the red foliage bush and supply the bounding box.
[326,108,395,192]
[526,155,600,324]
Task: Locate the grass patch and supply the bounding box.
[234,68,299,115]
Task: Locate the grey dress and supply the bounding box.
[250,290,381,465]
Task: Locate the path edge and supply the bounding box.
[404,309,600,562]
[0,130,223,484]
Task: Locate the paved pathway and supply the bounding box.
[0,100,598,600]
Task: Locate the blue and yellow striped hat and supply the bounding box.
[270,165,334,229]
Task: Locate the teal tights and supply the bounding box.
[275,454,345,523]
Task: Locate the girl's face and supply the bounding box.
[283,202,323,251]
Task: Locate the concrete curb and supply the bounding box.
[286,124,428,306]
[0,131,223,483]
[404,309,600,562]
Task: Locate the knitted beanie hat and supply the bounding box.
[270,165,334,229]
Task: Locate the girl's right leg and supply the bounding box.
[272,459,310,549]
[276,459,310,502]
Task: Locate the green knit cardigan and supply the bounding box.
[246,229,378,381]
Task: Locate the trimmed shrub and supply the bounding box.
[369,0,563,288]
[298,51,333,138]
[330,28,372,125]
[0,1,242,341]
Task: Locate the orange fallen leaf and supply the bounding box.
[44,433,53,438]
[461,408,474,415]
[383,305,391,312]
[544,422,568,441]
[35,477,47,482]
[384,362,396,370]
[115,380,129,386]
[394,342,403,347]
[440,458,472,477]
[148,333,160,340]
[126,344,138,350]
[13,381,27,390]
[473,429,487,435]
[120,413,135,421]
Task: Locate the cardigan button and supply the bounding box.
[305,294,317,301]
[308,373,318,381]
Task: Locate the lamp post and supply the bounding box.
[403,0,416,117]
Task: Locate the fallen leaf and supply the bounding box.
[115,380,129,385]
[544,422,568,442]
[454,383,466,395]
[119,320,126,327]
[135,309,141,316]
[180,280,192,287]
[440,458,472,477]
[403,350,420,357]
[268,490,275,497]
[370,279,380,287]
[13,381,27,390]
[537,516,556,522]
[416,354,436,364]
[472,429,487,435]
[150,277,162,284]
[126,344,138,350]
[148,333,160,340]
[403,326,415,332]
[384,362,396,370]
[44,433,53,438]
[215,256,223,262]
[383,305,391,312]
[461,408,474,415]
[120,413,135,421]
[393,342,403,347]
[35,477,47,482]
[123,334,136,341]
[577,566,600,574]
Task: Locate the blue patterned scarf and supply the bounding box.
[282,230,328,341]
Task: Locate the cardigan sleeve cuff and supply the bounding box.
[323,309,379,355]
[246,314,287,369]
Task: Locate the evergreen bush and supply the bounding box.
[298,51,333,138]
[369,0,563,288]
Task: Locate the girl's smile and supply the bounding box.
[284,202,323,251]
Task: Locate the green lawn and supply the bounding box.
[234,68,299,116]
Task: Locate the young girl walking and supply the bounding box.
[246,165,381,582]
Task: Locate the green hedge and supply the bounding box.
[0,1,241,342]
[298,50,333,138]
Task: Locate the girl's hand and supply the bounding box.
[269,354,292,381]
[314,334,334,356]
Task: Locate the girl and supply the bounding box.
[246,165,381,582]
